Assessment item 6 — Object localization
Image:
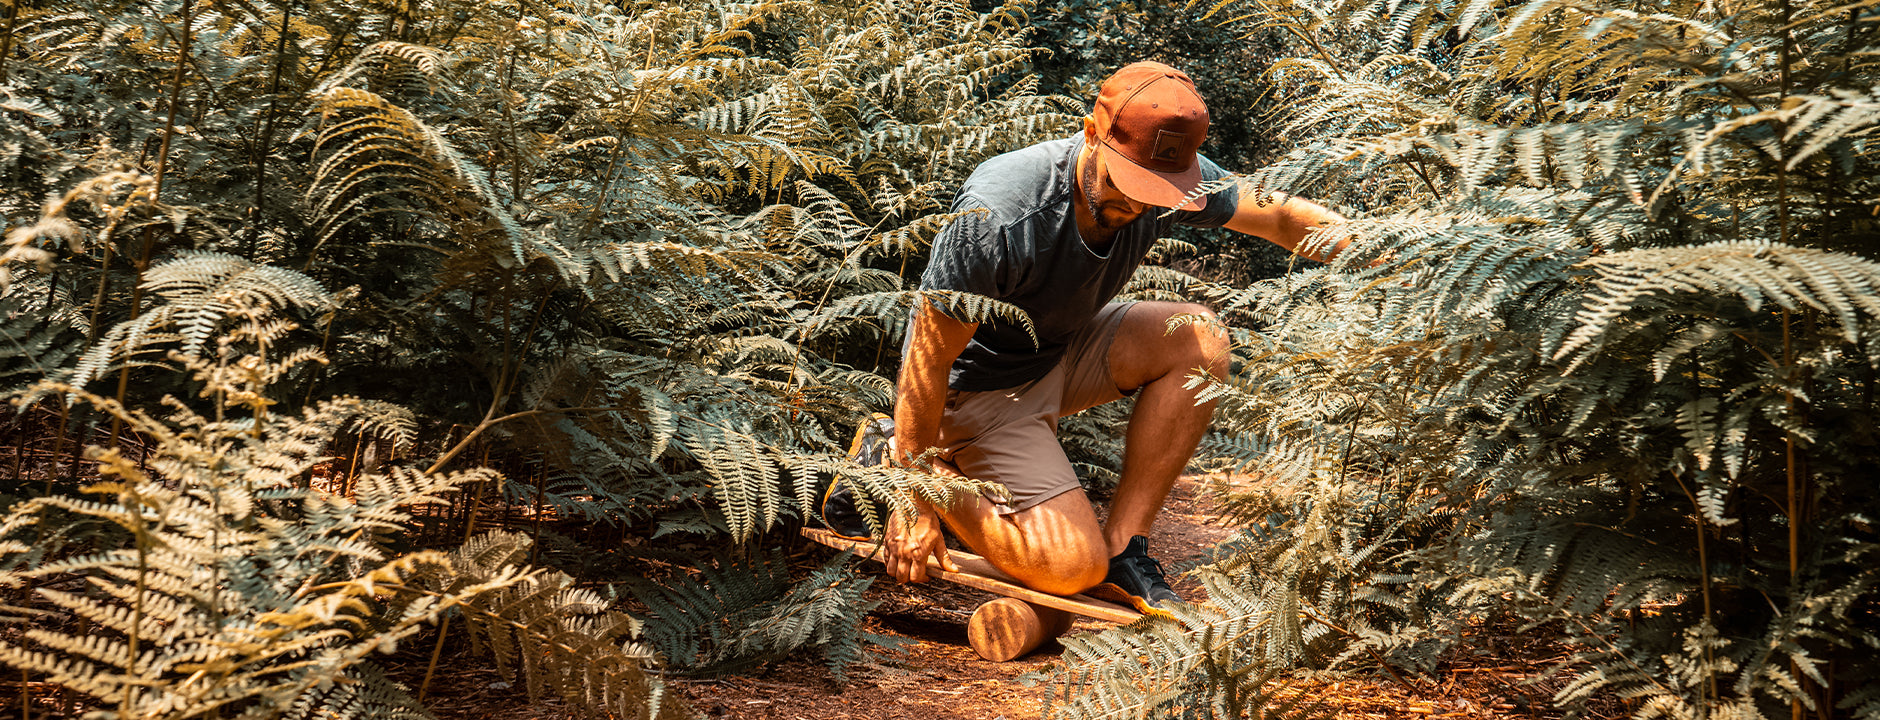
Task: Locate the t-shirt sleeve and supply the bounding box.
[919,195,1014,302]
[1169,154,1240,229]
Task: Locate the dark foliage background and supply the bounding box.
[1,0,1878,717]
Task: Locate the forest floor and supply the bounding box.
[415,474,1622,720]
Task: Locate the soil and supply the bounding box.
[410,474,1619,720]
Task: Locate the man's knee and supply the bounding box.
[1157,303,1229,376]
[971,495,1111,596]
[1015,545,1108,596]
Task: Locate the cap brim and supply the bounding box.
[1097,139,1207,211]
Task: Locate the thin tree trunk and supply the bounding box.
[246,0,297,257]
[112,0,197,445]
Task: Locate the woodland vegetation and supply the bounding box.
[0,0,1876,717]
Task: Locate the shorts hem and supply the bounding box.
[991,478,1083,515]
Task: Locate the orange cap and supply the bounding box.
[1090,62,1211,210]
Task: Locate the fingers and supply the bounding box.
[935,547,960,574]
[884,530,930,584]
[891,549,929,583]
[885,537,911,583]
[884,534,949,584]
[908,555,930,583]
[884,502,963,584]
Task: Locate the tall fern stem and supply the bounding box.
[418,614,451,701]
[0,0,18,84]
[1783,309,1800,591]
[112,0,197,443]
[1673,470,1720,705]
[120,490,151,717]
[1782,308,1810,718]
[428,280,560,474]
[84,246,113,346]
[246,0,297,256]
[109,235,156,444]
[43,400,66,497]
[500,11,526,205]
[531,468,545,565]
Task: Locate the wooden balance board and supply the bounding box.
[800,527,1144,661]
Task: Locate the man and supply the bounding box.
[836,61,1351,613]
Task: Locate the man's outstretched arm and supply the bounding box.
[884,300,977,583]
[1223,190,1353,262]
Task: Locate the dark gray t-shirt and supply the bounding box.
[919,135,1239,391]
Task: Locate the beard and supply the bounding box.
[1082,153,1140,232]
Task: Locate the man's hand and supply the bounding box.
[884,504,959,583]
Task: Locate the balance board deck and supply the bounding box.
[800,527,1142,624]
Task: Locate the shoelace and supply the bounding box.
[1123,552,1173,592]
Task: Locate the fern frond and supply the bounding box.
[1556,242,1880,365]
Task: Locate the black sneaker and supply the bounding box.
[816,413,894,539]
[1087,536,1182,616]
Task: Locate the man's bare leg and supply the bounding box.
[910,302,1225,590]
[915,461,1110,597]
[889,301,1226,596]
[1093,302,1229,555]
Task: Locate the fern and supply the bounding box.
[284,664,436,720]
[1053,0,1880,713]
[440,531,684,720]
[1043,583,1331,720]
[1557,242,1880,365]
[0,0,1107,711]
[73,251,331,383]
[0,382,509,718]
[629,549,884,682]
[0,294,83,395]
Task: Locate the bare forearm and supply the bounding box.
[893,358,949,522]
[1226,191,1351,262]
[892,303,977,477]
[890,388,945,519]
[1277,194,1346,260]
[893,371,946,472]
[882,302,976,583]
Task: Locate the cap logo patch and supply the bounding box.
[1152,129,1187,165]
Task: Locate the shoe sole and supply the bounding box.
[1085,582,1177,619]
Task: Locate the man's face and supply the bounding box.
[1081,148,1149,232]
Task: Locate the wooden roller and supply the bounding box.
[966,597,1076,661]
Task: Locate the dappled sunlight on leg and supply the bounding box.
[927,462,1108,597]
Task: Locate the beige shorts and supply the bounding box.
[936,302,1136,514]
